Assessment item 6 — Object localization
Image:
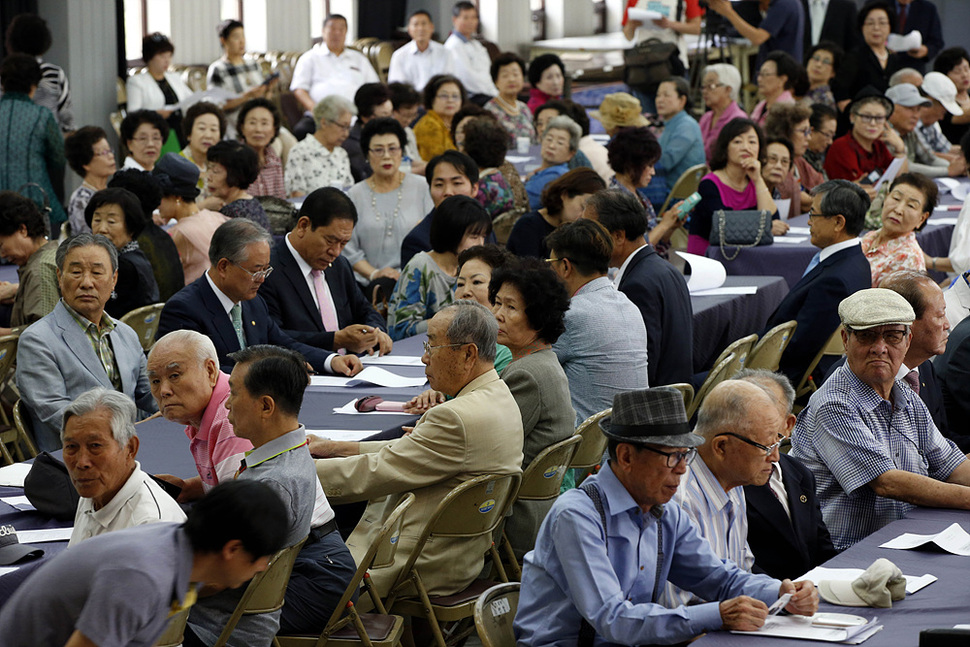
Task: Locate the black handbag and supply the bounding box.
[24,452,80,521]
[712,209,774,260]
[623,38,684,93]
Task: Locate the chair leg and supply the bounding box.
[411,572,448,647]
[499,532,522,581]
[488,543,510,583]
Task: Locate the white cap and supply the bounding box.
[921,72,963,116]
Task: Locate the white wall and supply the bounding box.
[544,0,596,40]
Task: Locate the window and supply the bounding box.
[123,0,171,63]
[531,0,546,41]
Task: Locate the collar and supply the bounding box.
[597,461,663,519]
[204,271,237,314]
[122,156,150,172]
[451,31,470,43]
[895,362,914,380]
[689,454,735,512]
[285,233,315,280]
[613,243,650,285]
[317,43,347,58]
[62,298,114,331]
[242,426,308,469]
[844,364,910,411]
[574,275,614,297]
[83,462,145,528]
[2,92,32,102]
[193,372,231,435]
[453,368,500,399]
[818,237,861,262]
[663,110,688,128]
[406,40,433,54]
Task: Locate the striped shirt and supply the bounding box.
[62,299,120,390]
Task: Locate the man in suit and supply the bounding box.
[739,370,838,581]
[308,301,524,596]
[17,234,157,452]
[763,179,871,387]
[584,189,693,386]
[891,0,944,74]
[261,187,391,356]
[939,316,970,449]
[801,0,858,57]
[156,218,362,376]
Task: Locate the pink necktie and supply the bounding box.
[311,269,339,332]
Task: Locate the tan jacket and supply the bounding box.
[318,369,524,596]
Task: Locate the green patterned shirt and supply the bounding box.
[62,299,121,390]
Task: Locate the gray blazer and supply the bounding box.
[16,300,156,451]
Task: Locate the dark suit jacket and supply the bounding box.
[342,122,369,183]
[800,0,858,57]
[156,274,334,373]
[764,243,871,387]
[260,237,386,350]
[744,454,838,581]
[937,316,970,452]
[892,0,944,73]
[616,244,693,386]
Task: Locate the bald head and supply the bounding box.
[147,331,221,427]
[695,380,779,439]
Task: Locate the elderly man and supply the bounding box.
[515,387,818,646]
[260,187,391,356]
[388,10,455,92]
[886,83,964,178]
[148,330,252,501]
[662,380,787,607]
[0,480,287,647]
[310,301,523,596]
[791,288,970,550]
[17,234,156,452]
[584,189,693,386]
[916,72,963,158]
[443,2,497,103]
[65,388,185,547]
[546,219,649,424]
[156,218,362,376]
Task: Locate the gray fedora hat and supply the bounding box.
[599,386,703,448]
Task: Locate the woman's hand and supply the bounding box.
[880,127,905,155]
[740,156,762,183]
[404,389,446,413]
[771,219,790,236]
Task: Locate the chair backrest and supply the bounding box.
[712,333,758,378]
[0,332,19,384]
[569,408,611,471]
[517,435,582,501]
[659,163,708,215]
[474,582,520,647]
[795,326,845,397]
[688,352,735,418]
[12,399,39,459]
[120,303,165,352]
[746,320,798,372]
[665,382,694,414]
[154,608,189,647]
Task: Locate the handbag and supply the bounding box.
[713,209,774,260]
[24,452,80,521]
[623,38,683,93]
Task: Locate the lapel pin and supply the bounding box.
[799,495,807,503]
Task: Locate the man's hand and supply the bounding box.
[782,579,819,617]
[404,388,446,413]
[307,434,359,458]
[705,0,733,17]
[908,45,929,59]
[0,281,18,301]
[331,354,363,376]
[335,325,381,354]
[375,330,393,355]
[374,266,401,281]
[771,219,790,236]
[948,156,967,177]
[719,595,768,632]
[880,127,905,155]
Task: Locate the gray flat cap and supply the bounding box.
[839,288,915,329]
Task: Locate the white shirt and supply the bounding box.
[948,194,970,275]
[768,461,791,519]
[944,274,970,330]
[284,232,340,329]
[387,40,456,92]
[68,462,186,547]
[122,156,150,172]
[819,236,861,263]
[810,0,830,46]
[613,243,649,286]
[290,43,379,104]
[443,32,497,96]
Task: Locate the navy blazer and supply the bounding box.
[800,0,858,58]
[744,454,839,581]
[937,316,970,452]
[891,0,944,73]
[764,243,871,386]
[156,274,333,373]
[616,245,693,386]
[260,237,386,350]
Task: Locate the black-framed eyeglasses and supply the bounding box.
[640,445,697,468]
[807,210,837,219]
[846,326,908,346]
[715,432,784,457]
[230,261,273,281]
[544,257,569,266]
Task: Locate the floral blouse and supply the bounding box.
[861,230,926,287]
[485,98,537,147]
[284,135,354,195]
[386,251,456,340]
[476,169,514,219]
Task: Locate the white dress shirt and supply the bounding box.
[290,43,379,104]
[810,0,830,46]
[387,40,456,92]
[284,233,340,328]
[443,32,497,96]
[818,236,861,263]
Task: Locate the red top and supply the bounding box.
[823,133,896,182]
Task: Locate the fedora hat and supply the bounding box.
[590,92,649,132]
[600,386,703,448]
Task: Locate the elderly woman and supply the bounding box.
[154,153,229,284]
[861,172,936,285]
[485,53,536,147]
[527,53,565,114]
[460,117,514,220]
[206,140,270,230]
[589,92,648,138]
[765,102,821,216]
[413,74,466,161]
[490,257,574,556]
[179,102,226,202]
[65,126,116,235]
[805,42,842,109]
[805,103,839,175]
[120,109,169,173]
[0,54,66,232]
[699,63,747,163]
[0,191,59,333]
[508,167,605,258]
[524,115,583,210]
[751,51,800,125]
[761,138,797,214]
[5,14,74,133]
[687,118,780,254]
[346,117,435,302]
[206,19,271,139]
[653,77,706,208]
[285,95,355,197]
[237,98,285,199]
[824,90,906,187]
[85,188,160,318]
[387,195,491,340]
[126,32,192,153]
[530,101,594,172]
[832,1,902,112]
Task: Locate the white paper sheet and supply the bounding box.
[17,527,73,543]
[775,198,791,221]
[0,566,19,578]
[799,566,937,594]
[310,366,426,389]
[359,355,425,367]
[887,30,922,52]
[953,183,969,202]
[627,8,664,22]
[333,399,415,416]
[505,155,533,164]
[937,177,961,193]
[772,236,809,244]
[873,157,905,193]
[787,226,811,236]
[175,87,237,112]
[690,286,759,296]
[1,495,35,511]
[879,522,970,555]
[0,463,31,487]
[732,615,882,643]
[307,429,383,441]
[931,217,960,225]
[675,251,726,293]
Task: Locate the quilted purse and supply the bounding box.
[713,209,773,260]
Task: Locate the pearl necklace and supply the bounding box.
[369,173,405,239]
[494,95,519,113]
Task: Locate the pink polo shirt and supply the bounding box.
[185,371,253,491]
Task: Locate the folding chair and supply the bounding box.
[499,435,582,579]
[568,408,612,485]
[794,326,845,404]
[687,352,735,419]
[120,303,165,352]
[384,473,521,647]
[154,608,189,647]
[1,400,39,466]
[711,334,759,380]
[474,583,520,647]
[0,332,19,427]
[658,163,708,250]
[746,320,798,372]
[275,494,414,647]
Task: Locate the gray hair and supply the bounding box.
[150,329,219,367]
[56,233,119,273]
[734,368,795,415]
[704,63,742,102]
[811,179,870,236]
[442,299,498,363]
[542,115,582,152]
[61,387,137,446]
[889,68,923,87]
[313,95,357,127]
[694,380,773,439]
[879,269,937,319]
[208,218,272,266]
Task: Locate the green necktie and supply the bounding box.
[230,303,246,349]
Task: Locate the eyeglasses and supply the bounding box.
[640,445,697,468]
[807,210,837,219]
[369,146,402,157]
[813,128,836,140]
[544,257,568,265]
[327,120,352,132]
[854,113,887,124]
[422,340,470,354]
[810,54,834,66]
[92,149,115,158]
[797,127,812,138]
[715,432,784,457]
[701,82,725,91]
[847,327,908,346]
[863,19,890,28]
[132,135,163,144]
[436,93,462,101]
[765,155,791,167]
[230,261,273,281]
[757,70,777,78]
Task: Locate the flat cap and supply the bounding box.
[838,288,915,330]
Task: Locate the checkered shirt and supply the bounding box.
[63,299,120,390]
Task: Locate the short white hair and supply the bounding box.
[705,64,742,102]
[150,329,219,366]
[61,388,137,446]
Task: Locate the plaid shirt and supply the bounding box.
[62,299,121,390]
[790,364,966,551]
[206,58,263,95]
[916,121,954,155]
[247,145,285,199]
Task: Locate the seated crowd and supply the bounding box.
[2,1,970,646]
